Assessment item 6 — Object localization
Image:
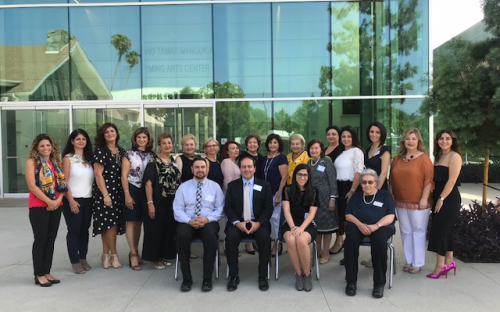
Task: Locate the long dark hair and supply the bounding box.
[366,121,387,147]
[63,129,93,163]
[289,164,315,207]
[434,129,461,162]
[339,125,362,151]
[95,122,120,149]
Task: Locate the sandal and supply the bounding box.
[403,263,412,272]
[102,254,111,269]
[110,254,122,269]
[408,266,421,274]
[319,257,330,264]
[129,253,141,271]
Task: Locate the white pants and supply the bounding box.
[396,207,430,268]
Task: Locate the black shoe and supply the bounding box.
[339,258,345,265]
[180,279,193,292]
[227,276,240,291]
[246,248,256,255]
[201,278,213,292]
[258,276,269,291]
[34,276,52,287]
[345,281,357,296]
[47,278,60,284]
[372,284,384,298]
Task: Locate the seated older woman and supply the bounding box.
[344,169,395,299]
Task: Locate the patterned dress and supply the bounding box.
[92,146,126,236]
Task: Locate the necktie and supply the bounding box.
[195,182,202,217]
[243,181,251,221]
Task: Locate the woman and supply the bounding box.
[344,169,395,299]
[286,134,310,185]
[175,134,198,183]
[221,141,241,194]
[325,125,341,161]
[143,133,182,269]
[282,164,318,291]
[427,130,462,279]
[331,126,364,256]
[25,134,67,286]
[307,139,338,264]
[121,127,154,270]
[262,134,288,256]
[240,134,264,179]
[93,123,126,269]
[204,138,223,189]
[389,128,433,274]
[62,129,94,274]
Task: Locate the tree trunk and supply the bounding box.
[482,146,491,211]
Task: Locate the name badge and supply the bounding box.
[253,184,262,192]
[317,165,325,172]
[373,150,380,156]
[205,195,214,202]
[172,163,178,168]
[373,201,383,207]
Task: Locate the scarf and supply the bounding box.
[35,157,68,199]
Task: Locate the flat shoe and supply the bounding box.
[150,261,166,270]
[246,248,256,255]
[329,244,344,255]
[190,254,197,259]
[403,263,412,272]
[72,263,86,274]
[319,257,329,264]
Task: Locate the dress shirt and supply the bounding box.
[232,177,255,225]
[173,178,225,224]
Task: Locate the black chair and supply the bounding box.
[174,237,219,280]
[360,235,395,288]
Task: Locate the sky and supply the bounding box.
[432,0,485,49]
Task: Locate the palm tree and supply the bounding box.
[125,51,140,88]
[110,34,132,91]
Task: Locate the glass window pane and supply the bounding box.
[142,5,213,99]
[0,1,67,4]
[1,109,69,193]
[0,7,70,101]
[69,6,141,100]
[272,2,331,97]
[214,3,271,98]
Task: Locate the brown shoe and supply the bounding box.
[72,263,86,274]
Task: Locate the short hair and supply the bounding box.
[434,129,461,162]
[202,138,220,149]
[221,141,240,160]
[181,134,197,148]
[359,168,380,185]
[62,129,93,163]
[265,133,284,153]
[245,134,261,151]
[289,133,306,147]
[95,123,120,148]
[28,133,62,167]
[365,121,387,147]
[325,125,340,135]
[131,127,154,152]
[157,132,173,145]
[306,139,325,158]
[192,156,208,166]
[339,125,362,149]
[398,128,426,157]
[239,154,257,168]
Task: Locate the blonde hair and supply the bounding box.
[203,138,219,150]
[289,133,306,147]
[28,134,62,167]
[398,128,426,157]
[181,134,197,148]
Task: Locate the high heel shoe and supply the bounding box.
[446,261,457,275]
[102,253,111,269]
[34,276,52,287]
[426,265,448,279]
[129,253,141,271]
[111,254,122,269]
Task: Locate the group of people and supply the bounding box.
[26,122,463,299]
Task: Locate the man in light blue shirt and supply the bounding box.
[173,157,224,292]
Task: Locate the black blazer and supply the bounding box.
[224,177,274,228]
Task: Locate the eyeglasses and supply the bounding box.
[361,180,375,185]
[296,173,308,178]
[205,144,218,148]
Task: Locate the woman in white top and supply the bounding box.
[121,127,154,270]
[221,141,241,194]
[62,129,95,274]
[331,126,364,256]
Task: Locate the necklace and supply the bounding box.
[363,190,378,204]
[310,158,320,166]
[402,154,414,163]
[263,156,274,180]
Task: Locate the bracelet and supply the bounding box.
[124,190,129,193]
[147,200,154,205]
[377,223,381,228]
[104,193,110,198]
[439,196,445,201]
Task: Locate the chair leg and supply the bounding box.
[215,249,219,280]
[313,241,320,281]
[174,253,179,281]
[275,239,279,280]
[389,244,394,289]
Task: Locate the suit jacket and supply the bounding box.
[224,177,273,228]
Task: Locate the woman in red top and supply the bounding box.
[25,134,67,287]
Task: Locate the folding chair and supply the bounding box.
[225,237,270,280]
[174,237,219,280]
[275,239,320,281]
[360,235,395,288]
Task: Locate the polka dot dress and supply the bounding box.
[92,146,126,236]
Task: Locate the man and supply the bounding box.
[173,157,224,292]
[224,156,274,291]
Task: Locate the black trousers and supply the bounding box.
[62,197,93,264]
[175,222,220,280]
[225,225,271,277]
[344,222,394,285]
[29,207,62,277]
[142,195,178,261]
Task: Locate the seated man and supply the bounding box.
[224,156,274,291]
[344,169,395,299]
[174,157,224,292]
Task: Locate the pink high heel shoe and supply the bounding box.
[446,262,457,275]
[426,265,448,279]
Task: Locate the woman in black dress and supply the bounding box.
[364,121,391,190]
[143,133,182,269]
[427,130,462,279]
[282,164,318,292]
[325,125,341,162]
[204,138,223,189]
[240,134,264,179]
[175,134,199,183]
[93,123,126,269]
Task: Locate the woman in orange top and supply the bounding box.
[389,128,433,274]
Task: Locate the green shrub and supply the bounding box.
[460,164,500,183]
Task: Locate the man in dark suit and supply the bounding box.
[224,156,274,291]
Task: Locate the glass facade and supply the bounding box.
[0,0,429,195]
